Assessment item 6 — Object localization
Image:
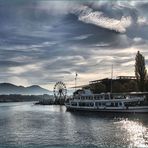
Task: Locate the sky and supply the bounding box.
[1,0,148,91]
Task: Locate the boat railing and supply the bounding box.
[72,93,146,102]
[73,95,110,100]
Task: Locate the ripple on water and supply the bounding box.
[0,102,147,148]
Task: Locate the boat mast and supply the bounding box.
[75,72,78,92]
[110,64,113,94]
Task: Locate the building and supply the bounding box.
[89,76,136,93]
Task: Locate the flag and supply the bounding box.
[75,72,78,80]
[76,73,78,77]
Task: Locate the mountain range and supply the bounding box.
[0,83,51,95]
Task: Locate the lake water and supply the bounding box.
[0,102,147,148]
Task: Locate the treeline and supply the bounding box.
[89,80,139,94]
[84,51,148,93]
[0,94,53,103]
[36,98,65,105]
[88,79,148,94]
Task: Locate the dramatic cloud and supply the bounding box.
[72,5,132,33]
[137,16,148,26]
[0,0,148,91]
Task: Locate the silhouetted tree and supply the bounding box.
[90,83,106,94]
[128,80,138,92]
[135,51,147,91]
[112,81,122,93]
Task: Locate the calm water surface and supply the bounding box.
[0,102,147,148]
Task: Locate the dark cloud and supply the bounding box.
[0,0,148,89]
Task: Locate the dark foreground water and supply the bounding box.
[0,102,147,148]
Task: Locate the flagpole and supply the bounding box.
[75,76,76,92]
[75,73,77,92]
[111,64,113,94]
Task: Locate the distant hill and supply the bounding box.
[0,83,52,95]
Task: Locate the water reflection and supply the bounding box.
[119,119,148,147]
[70,112,148,147]
[0,103,147,148]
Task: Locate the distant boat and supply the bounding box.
[65,89,148,113]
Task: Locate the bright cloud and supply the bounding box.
[137,16,148,26]
[0,0,148,90]
[72,5,132,33]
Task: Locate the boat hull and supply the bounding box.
[66,105,148,113]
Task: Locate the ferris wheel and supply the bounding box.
[53,81,67,101]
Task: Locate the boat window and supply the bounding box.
[115,102,118,107]
[106,95,110,99]
[111,102,114,107]
[96,102,100,106]
[90,102,94,107]
[86,102,89,106]
[106,102,111,107]
[119,102,122,106]
[102,102,106,106]
[124,102,129,107]
[79,102,85,106]
[79,102,92,107]
[71,102,77,106]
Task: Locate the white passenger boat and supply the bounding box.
[65,89,148,113]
